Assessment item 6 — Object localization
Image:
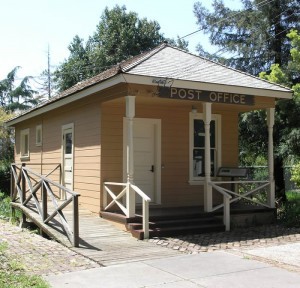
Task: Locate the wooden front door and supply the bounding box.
[124,118,161,204]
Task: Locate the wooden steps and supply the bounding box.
[100,211,225,240]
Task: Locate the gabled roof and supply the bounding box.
[6,43,292,126]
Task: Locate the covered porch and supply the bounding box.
[101,92,278,239]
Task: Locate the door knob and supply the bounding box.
[150,165,155,172]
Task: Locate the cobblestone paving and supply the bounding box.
[0,220,101,276]
[148,225,300,253]
[1,219,300,276]
[148,224,300,273]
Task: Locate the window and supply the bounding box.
[189,113,221,182]
[20,128,30,159]
[36,125,42,146]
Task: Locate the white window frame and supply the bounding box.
[36,124,42,146]
[189,112,221,184]
[20,128,30,160]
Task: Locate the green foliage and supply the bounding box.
[278,191,300,227]
[0,108,14,165]
[0,67,39,113]
[193,0,300,75]
[0,193,11,220]
[54,5,188,91]
[290,163,300,188]
[0,162,12,196]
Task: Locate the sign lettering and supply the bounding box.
[158,87,254,106]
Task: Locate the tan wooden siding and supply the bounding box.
[13,93,105,213]
[12,82,277,212]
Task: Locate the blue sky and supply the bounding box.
[0,0,240,80]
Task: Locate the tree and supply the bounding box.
[193,0,300,75]
[54,5,188,91]
[0,67,38,112]
[239,30,300,200]
[0,107,14,194]
[260,29,300,162]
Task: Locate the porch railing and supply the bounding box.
[209,179,271,231]
[10,163,80,247]
[103,182,151,238]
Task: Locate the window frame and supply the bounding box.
[189,112,221,184]
[20,128,30,160]
[35,124,42,146]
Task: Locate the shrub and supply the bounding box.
[278,191,300,227]
[291,163,300,189]
[0,192,11,220]
[0,161,11,196]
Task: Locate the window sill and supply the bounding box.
[188,180,204,185]
[20,156,30,161]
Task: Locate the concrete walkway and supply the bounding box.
[1,218,300,287]
[46,251,300,288]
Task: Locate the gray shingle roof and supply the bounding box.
[6,43,292,125]
[122,44,290,92]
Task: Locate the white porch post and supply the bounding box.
[126,96,136,217]
[267,108,275,208]
[203,102,212,212]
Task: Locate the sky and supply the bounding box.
[0,0,240,82]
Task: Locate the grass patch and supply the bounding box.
[278,191,300,227]
[0,193,48,287]
[0,192,21,223]
[0,241,50,288]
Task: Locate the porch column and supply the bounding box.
[126,96,136,217]
[267,108,275,208]
[203,102,212,212]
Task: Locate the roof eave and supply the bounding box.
[123,73,293,99]
[6,74,125,127]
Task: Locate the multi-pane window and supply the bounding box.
[190,113,221,181]
[20,128,30,159]
[36,125,42,146]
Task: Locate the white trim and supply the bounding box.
[189,112,221,183]
[6,75,125,126]
[123,118,162,204]
[35,124,42,146]
[20,128,30,160]
[6,72,292,128]
[61,123,74,194]
[122,74,292,99]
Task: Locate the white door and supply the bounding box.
[62,124,74,196]
[124,118,161,204]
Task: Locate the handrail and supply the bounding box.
[209,179,272,232]
[103,181,150,239]
[209,181,231,231]
[131,184,151,202]
[24,166,79,197]
[10,163,80,247]
[211,180,271,208]
[130,184,150,239]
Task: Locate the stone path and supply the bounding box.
[1,219,300,276]
[148,225,300,253]
[0,220,100,276]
